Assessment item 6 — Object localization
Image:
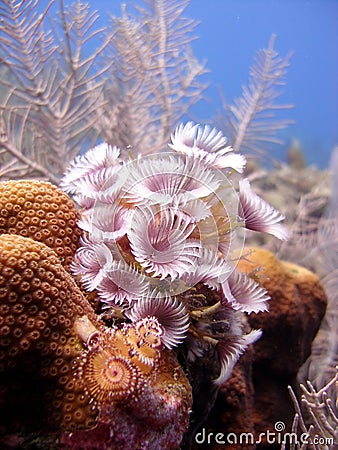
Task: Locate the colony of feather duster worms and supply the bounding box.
[61,121,289,385]
[0,122,289,448]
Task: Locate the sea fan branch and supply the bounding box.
[0,0,109,181]
[95,0,207,155]
[220,34,294,156]
[287,368,338,450]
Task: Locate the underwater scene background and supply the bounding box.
[75,0,338,168]
[0,0,337,449]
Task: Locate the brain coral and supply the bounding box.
[0,180,81,270]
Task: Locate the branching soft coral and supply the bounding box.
[219,34,294,158]
[0,0,206,181]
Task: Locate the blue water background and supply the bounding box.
[50,0,338,168]
[185,0,338,169]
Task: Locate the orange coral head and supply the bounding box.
[0,180,81,270]
[82,347,142,404]
[0,233,101,433]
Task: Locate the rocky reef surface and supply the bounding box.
[191,248,327,450]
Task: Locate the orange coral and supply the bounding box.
[0,233,192,447]
[236,247,327,444]
[0,233,101,434]
[237,247,327,374]
[0,180,81,270]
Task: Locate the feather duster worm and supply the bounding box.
[61,122,289,388]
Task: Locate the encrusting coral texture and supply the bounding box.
[0,232,192,449]
[0,180,82,271]
[197,248,327,450]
